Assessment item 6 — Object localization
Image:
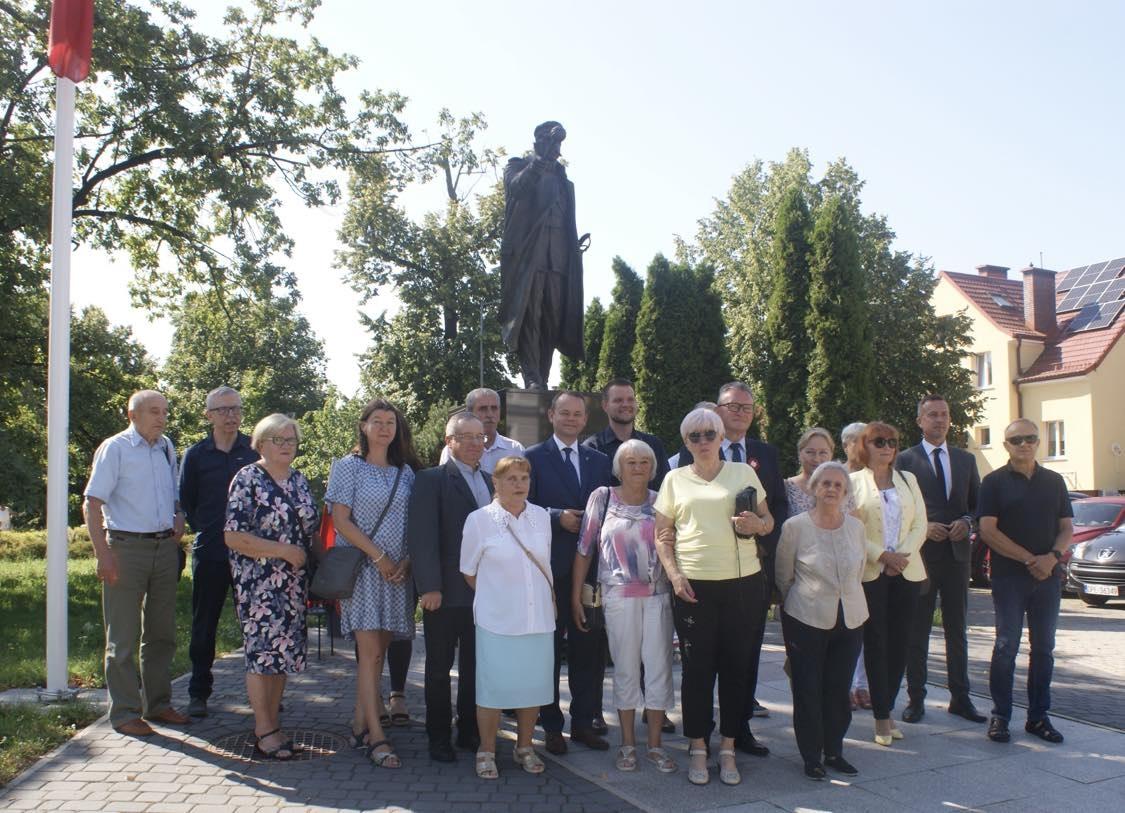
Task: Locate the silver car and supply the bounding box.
[1068,529,1125,606]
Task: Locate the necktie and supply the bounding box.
[562,446,581,494]
[932,448,949,499]
[729,443,743,463]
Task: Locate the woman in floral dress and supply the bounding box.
[326,398,420,768]
[224,413,318,760]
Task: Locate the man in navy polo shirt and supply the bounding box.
[179,386,258,718]
[978,418,1073,745]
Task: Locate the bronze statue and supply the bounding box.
[499,121,588,390]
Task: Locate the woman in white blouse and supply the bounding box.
[849,422,927,747]
[460,456,554,780]
[776,461,867,780]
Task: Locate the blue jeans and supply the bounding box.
[989,569,1061,723]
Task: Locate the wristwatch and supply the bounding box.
[1050,549,1062,561]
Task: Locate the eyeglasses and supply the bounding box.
[1005,434,1039,446]
[717,402,754,414]
[269,436,298,448]
[869,437,899,449]
[453,433,487,444]
[687,429,718,444]
[208,406,242,416]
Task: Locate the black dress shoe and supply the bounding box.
[544,731,568,755]
[948,699,987,723]
[571,727,610,750]
[428,739,456,762]
[804,761,826,780]
[987,716,1010,743]
[902,701,925,723]
[590,714,608,735]
[734,732,769,757]
[1025,717,1064,744]
[455,732,481,752]
[824,754,858,775]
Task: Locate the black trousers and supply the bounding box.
[863,574,921,720]
[540,571,605,734]
[906,556,971,705]
[188,557,233,701]
[673,572,766,740]
[782,606,863,765]
[421,605,477,743]
[742,556,774,728]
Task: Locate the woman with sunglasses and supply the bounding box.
[849,422,927,746]
[654,408,774,786]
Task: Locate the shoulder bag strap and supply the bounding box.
[254,463,312,548]
[506,523,555,608]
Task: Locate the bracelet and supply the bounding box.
[373,549,386,564]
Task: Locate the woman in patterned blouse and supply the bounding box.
[784,428,836,518]
[224,413,319,761]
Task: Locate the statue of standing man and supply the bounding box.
[500,121,586,390]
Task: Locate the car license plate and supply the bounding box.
[1085,584,1120,596]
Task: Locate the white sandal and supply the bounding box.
[475,751,498,780]
[688,747,710,785]
[646,746,677,774]
[717,748,741,785]
[513,745,545,774]
[615,745,638,771]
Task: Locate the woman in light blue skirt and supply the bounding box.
[460,456,554,780]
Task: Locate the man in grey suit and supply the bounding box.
[408,412,493,762]
[896,394,986,724]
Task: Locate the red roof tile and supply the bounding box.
[939,269,1125,383]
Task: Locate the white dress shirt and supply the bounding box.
[721,436,747,463]
[440,432,525,475]
[921,439,952,499]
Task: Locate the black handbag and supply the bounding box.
[310,465,402,601]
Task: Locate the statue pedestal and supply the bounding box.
[500,389,607,449]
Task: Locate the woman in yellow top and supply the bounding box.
[655,408,775,787]
[849,421,927,746]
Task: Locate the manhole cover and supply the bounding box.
[209,729,344,762]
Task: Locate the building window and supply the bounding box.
[976,426,991,448]
[972,352,993,389]
[1046,421,1066,458]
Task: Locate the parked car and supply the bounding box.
[1068,528,1125,606]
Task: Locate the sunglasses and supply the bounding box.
[687,429,718,444]
[869,437,898,449]
[1005,434,1039,446]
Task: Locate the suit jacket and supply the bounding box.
[675,438,788,558]
[407,459,492,608]
[526,438,612,578]
[850,467,929,583]
[896,443,980,564]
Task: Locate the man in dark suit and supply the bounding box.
[408,412,493,762]
[672,382,787,757]
[896,394,985,724]
[526,391,612,754]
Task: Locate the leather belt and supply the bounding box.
[108,529,175,540]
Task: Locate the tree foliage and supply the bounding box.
[559,297,605,392]
[633,256,730,449]
[596,257,644,386]
[295,387,363,503]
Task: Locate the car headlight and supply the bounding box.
[1072,542,1088,560]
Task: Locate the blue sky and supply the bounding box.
[72,0,1125,393]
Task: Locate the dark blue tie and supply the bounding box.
[562,446,581,494]
[730,443,743,463]
[933,448,949,500]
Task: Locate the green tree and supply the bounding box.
[337,112,511,425]
[804,195,875,431]
[559,297,605,392]
[596,257,644,385]
[296,387,364,503]
[761,186,813,462]
[633,256,730,449]
[162,291,328,445]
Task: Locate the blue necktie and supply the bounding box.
[730,443,743,463]
[562,446,581,494]
[933,448,949,500]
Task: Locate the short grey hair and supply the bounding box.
[127,389,165,412]
[718,381,754,402]
[680,407,724,440]
[250,413,301,452]
[808,461,852,505]
[612,439,656,480]
[445,411,482,437]
[840,422,867,446]
[466,388,499,410]
[205,386,241,409]
[694,400,717,410]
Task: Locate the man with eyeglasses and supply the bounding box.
[178,386,258,718]
[672,382,787,757]
[408,412,492,762]
[439,388,524,475]
[84,390,191,736]
[978,419,1073,745]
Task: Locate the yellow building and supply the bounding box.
[933,261,1125,493]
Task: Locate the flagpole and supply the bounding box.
[44,74,77,701]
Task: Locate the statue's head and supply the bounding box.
[533,121,566,162]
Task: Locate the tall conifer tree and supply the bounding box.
[596,257,644,385]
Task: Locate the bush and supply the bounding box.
[0,528,91,561]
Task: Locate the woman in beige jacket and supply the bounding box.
[849,422,927,746]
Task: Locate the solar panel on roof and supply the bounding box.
[1068,300,1125,332]
[1096,266,1120,283]
[1058,285,1090,311]
[1057,269,1079,292]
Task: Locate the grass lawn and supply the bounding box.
[0,702,101,787]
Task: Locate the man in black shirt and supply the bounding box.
[978,419,1073,745]
[582,378,670,488]
[179,387,258,717]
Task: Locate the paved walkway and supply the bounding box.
[2,619,1124,812]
